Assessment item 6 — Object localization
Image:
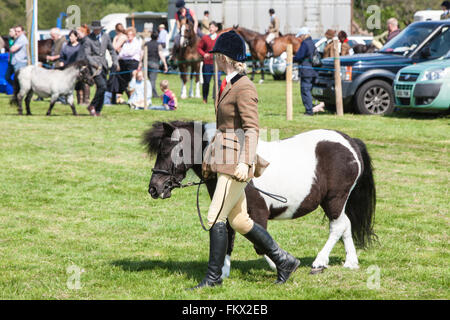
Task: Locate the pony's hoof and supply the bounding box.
[310,266,325,275]
[343,261,359,269]
[26,113,32,116]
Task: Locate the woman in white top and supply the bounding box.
[117,27,142,101]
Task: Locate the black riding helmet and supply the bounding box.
[176,0,185,8]
[209,30,247,62]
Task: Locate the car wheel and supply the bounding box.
[355,80,394,115]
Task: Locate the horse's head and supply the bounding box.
[180,21,196,48]
[73,60,96,86]
[142,121,196,199]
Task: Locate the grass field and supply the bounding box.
[0,73,448,300]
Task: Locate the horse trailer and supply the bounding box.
[168,0,352,38]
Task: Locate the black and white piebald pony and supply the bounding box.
[143,121,376,276]
[10,60,96,116]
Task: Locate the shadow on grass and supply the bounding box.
[387,109,449,120]
[111,255,345,282]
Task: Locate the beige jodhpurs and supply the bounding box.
[207,173,254,235]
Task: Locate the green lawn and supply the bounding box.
[0,73,448,299]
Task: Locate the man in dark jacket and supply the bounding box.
[293,27,318,116]
[83,21,119,116]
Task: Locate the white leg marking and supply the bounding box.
[221,254,231,279]
[263,254,277,271]
[188,78,194,97]
[181,82,187,99]
[312,212,347,269]
[342,214,359,269]
[195,81,201,98]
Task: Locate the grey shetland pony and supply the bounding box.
[10,60,96,116]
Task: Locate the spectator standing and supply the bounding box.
[197,21,222,103]
[157,24,168,48]
[338,31,351,56]
[266,8,280,57]
[441,1,450,20]
[144,31,168,98]
[46,28,67,69]
[60,30,80,67]
[201,11,210,35]
[110,23,128,104]
[386,18,401,43]
[117,27,141,103]
[75,24,91,105]
[4,27,18,87]
[322,29,336,59]
[293,27,318,116]
[83,20,119,117]
[9,25,28,73]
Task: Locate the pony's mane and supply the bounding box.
[141,120,200,155]
[66,59,89,69]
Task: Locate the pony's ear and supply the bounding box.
[162,122,176,136]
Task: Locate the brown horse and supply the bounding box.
[233,26,302,83]
[175,20,202,99]
[38,39,53,64]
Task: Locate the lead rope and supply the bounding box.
[195,178,287,232]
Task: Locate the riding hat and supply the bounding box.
[90,21,104,30]
[209,30,247,62]
[176,0,186,8]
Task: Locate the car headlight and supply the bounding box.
[420,68,450,81]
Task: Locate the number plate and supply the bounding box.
[312,87,323,96]
[396,90,411,98]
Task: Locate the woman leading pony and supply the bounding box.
[193,31,300,289]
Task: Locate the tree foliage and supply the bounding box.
[0,0,167,34]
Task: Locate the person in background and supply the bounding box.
[75,24,91,105]
[149,79,177,111]
[441,1,450,20]
[338,30,351,56]
[157,24,168,49]
[4,27,18,87]
[197,21,222,103]
[46,28,67,69]
[84,20,119,117]
[322,29,336,59]
[117,27,141,104]
[144,31,168,99]
[109,23,128,104]
[201,11,210,35]
[173,0,199,55]
[293,27,318,116]
[9,25,28,72]
[60,30,80,67]
[265,8,280,58]
[386,18,401,43]
[113,23,127,52]
[128,70,152,110]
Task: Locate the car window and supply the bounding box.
[380,24,436,55]
[427,27,450,59]
[348,40,358,47]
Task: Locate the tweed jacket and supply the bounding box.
[202,74,270,180]
[268,16,280,35]
[83,32,118,71]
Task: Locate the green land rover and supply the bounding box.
[394,49,450,112]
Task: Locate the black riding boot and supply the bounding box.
[266,43,274,58]
[244,223,300,284]
[191,222,228,289]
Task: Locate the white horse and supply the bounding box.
[10,60,96,116]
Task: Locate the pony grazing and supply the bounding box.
[10,60,96,116]
[142,121,377,277]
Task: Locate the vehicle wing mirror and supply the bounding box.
[421,46,431,59]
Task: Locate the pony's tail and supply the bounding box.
[346,138,377,248]
[9,69,21,107]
